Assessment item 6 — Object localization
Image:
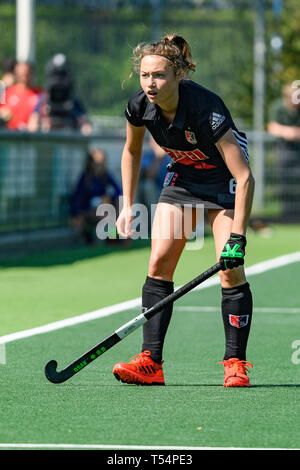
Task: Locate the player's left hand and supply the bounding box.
[220,233,246,270]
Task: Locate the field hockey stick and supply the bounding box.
[45,262,222,384]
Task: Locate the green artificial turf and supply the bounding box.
[0,253,300,449]
[0,224,299,336]
[0,224,299,449]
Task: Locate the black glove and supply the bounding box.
[220,233,246,271]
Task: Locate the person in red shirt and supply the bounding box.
[0,61,43,130]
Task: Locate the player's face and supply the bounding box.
[140,55,181,110]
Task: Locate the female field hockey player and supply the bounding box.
[113,34,255,387]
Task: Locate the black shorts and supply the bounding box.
[158,171,236,210]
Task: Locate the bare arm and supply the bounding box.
[116,121,146,237]
[215,129,255,236]
[267,121,300,141]
[121,121,146,206]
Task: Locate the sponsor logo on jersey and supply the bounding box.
[210,112,226,130]
[161,146,216,170]
[184,130,197,144]
[229,314,249,328]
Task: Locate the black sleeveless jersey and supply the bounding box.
[125,79,249,185]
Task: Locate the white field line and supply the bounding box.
[0,297,141,345]
[176,307,300,313]
[0,443,298,451]
[0,251,299,346]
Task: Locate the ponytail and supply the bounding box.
[161,34,195,72]
[131,34,196,76]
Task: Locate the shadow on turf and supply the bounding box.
[124,384,300,388]
[0,238,151,268]
[251,384,300,388]
[56,382,300,388]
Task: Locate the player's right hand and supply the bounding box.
[116,205,135,239]
[219,233,246,270]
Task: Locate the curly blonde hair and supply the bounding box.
[132,34,196,77]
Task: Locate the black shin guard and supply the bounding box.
[141,276,174,364]
[221,282,253,361]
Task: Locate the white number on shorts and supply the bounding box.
[229,178,236,194]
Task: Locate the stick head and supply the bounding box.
[45,360,60,383]
[45,359,77,384]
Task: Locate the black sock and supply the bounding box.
[141,276,174,364]
[221,282,253,361]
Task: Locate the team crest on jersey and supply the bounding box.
[229,314,249,328]
[185,130,197,144]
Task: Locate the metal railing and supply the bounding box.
[248,131,300,220]
[0,130,91,234]
[0,129,299,241]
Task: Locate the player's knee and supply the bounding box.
[219,265,246,288]
[148,251,174,279]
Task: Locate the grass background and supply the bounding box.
[0,223,299,449]
[0,224,300,335]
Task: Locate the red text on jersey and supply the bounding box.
[162,146,216,170]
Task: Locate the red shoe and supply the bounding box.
[113,350,165,385]
[219,358,253,387]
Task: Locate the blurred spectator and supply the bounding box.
[1,57,16,88]
[70,148,122,244]
[268,83,300,216]
[135,136,170,234]
[136,135,170,219]
[0,61,43,130]
[0,58,16,127]
[28,53,92,134]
